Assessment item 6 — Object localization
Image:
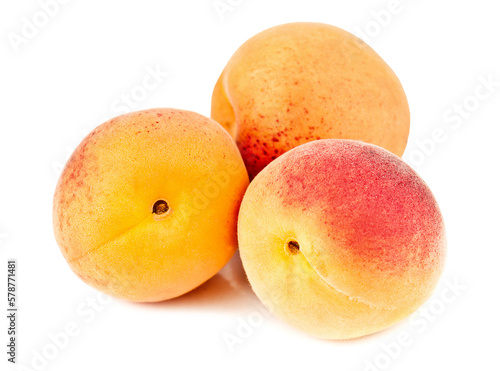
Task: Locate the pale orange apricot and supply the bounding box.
[212,22,410,178]
[238,139,446,339]
[53,108,249,302]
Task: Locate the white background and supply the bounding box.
[1,0,499,370]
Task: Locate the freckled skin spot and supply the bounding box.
[211,22,410,179]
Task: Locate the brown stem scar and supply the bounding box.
[152,200,169,216]
[286,240,300,255]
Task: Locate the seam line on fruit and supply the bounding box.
[222,75,239,139]
[299,245,394,311]
[67,214,151,264]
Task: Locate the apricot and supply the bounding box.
[211,22,410,178]
[237,139,446,339]
[53,108,249,302]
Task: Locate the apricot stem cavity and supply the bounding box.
[152,199,170,219]
[286,239,300,255]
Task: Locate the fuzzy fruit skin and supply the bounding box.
[238,139,446,339]
[211,22,410,178]
[53,108,249,302]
